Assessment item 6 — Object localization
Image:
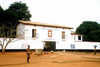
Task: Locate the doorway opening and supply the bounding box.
[44,41,56,51]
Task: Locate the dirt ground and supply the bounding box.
[0,51,100,67]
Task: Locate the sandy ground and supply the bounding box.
[0,51,100,67]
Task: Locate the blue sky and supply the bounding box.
[0,0,100,31]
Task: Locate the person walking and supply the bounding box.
[94,45,97,55]
[26,45,31,63]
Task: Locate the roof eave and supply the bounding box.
[19,20,73,29]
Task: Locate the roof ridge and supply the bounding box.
[19,20,73,29]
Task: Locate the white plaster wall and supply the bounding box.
[24,25,72,42]
[74,41,100,50]
[0,38,43,49]
[0,38,23,49]
[24,25,35,39]
[1,23,100,50]
[56,41,71,49]
[71,35,75,43]
[56,41,100,50]
[17,23,25,39]
[0,38,100,50]
[74,35,83,42]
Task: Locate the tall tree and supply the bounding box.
[0,2,31,53]
[0,1,31,37]
[8,1,31,21]
[76,21,100,42]
[0,1,31,27]
[0,6,4,25]
[0,24,16,53]
[0,6,3,12]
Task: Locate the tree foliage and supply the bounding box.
[8,1,31,21]
[0,2,31,53]
[0,6,3,12]
[0,1,31,37]
[0,6,4,26]
[0,24,16,53]
[76,21,100,42]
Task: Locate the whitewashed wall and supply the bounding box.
[71,35,83,42]
[0,23,100,50]
[56,41,100,50]
[0,38,43,49]
[17,23,25,39]
[23,24,72,42]
[0,38,100,50]
[74,41,100,50]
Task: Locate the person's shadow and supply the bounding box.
[0,63,27,67]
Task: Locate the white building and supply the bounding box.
[0,20,100,51]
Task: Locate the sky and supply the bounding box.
[0,0,100,31]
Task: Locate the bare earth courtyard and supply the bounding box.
[0,52,100,67]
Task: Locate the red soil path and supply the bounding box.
[0,52,100,67]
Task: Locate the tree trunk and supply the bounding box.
[1,46,5,54]
[1,49,5,54]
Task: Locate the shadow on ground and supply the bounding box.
[53,60,100,64]
[0,63,27,67]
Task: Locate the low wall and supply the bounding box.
[0,38,43,49]
[0,38,100,50]
[74,41,100,50]
[56,41,100,50]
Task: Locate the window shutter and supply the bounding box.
[32,29,36,37]
[62,31,65,39]
[34,29,36,37]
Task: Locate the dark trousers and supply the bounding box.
[94,49,96,55]
[27,54,30,63]
[94,51,96,55]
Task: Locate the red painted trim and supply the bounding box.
[48,30,52,37]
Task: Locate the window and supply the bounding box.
[78,36,81,40]
[74,36,76,40]
[32,29,36,37]
[71,44,75,49]
[48,30,52,37]
[62,31,65,39]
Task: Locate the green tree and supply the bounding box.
[0,2,31,53]
[0,6,4,25]
[0,1,31,27]
[0,24,16,53]
[76,21,100,42]
[0,1,31,37]
[8,1,31,21]
[0,6,3,12]
[89,30,100,42]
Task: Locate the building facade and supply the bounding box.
[17,20,74,50]
[0,20,100,51]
